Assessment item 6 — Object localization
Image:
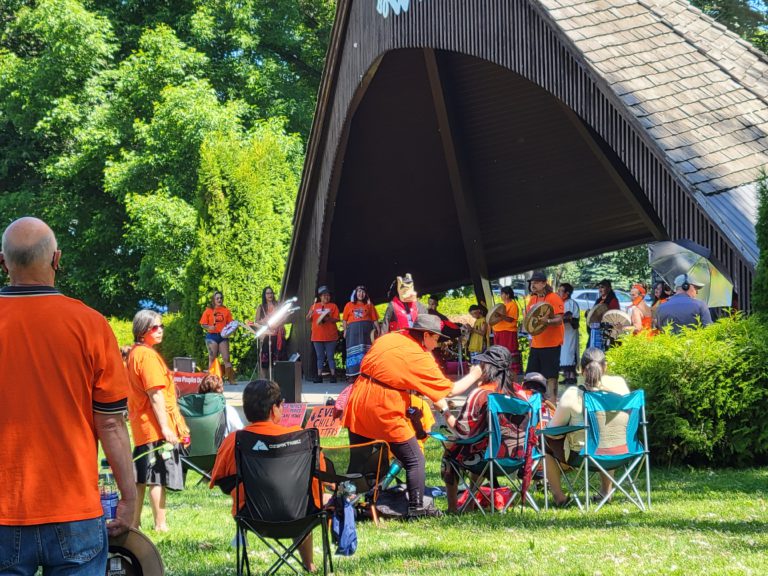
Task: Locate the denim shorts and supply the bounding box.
[0,516,107,575]
[205,332,225,344]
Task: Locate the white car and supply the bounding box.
[571,289,633,314]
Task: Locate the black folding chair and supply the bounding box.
[234,428,332,576]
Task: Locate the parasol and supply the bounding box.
[648,240,733,307]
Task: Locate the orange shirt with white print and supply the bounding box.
[309,302,340,341]
[199,305,234,334]
[527,291,565,348]
[126,344,187,446]
[343,301,379,324]
[0,286,129,525]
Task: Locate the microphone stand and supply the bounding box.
[244,297,300,382]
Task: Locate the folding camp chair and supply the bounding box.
[321,440,390,524]
[539,389,651,512]
[234,428,337,576]
[582,389,651,511]
[433,393,546,514]
[178,393,227,484]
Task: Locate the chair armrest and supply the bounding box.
[537,425,584,437]
[317,470,363,484]
[428,430,488,445]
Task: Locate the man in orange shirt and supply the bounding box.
[342,315,483,517]
[0,217,135,575]
[210,380,319,572]
[525,271,565,401]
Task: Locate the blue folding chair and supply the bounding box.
[485,393,547,513]
[540,389,651,512]
[582,389,651,511]
[431,393,546,514]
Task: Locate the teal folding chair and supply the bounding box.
[485,393,547,513]
[581,389,651,511]
[539,389,651,512]
[178,392,227,484]
[429,429,491,514]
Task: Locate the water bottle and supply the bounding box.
[99,458,119,522]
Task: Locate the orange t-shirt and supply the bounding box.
[342,301,379,324]
[210,421,323,515]
[0,286,129,525]
[342,331,453,443]
[527,292,565,348]
[126,345,187,446]
[199,305,234,334]
[493,300,519,332]
[309,302,340,341]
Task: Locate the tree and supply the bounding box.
[690,1,768,52]
[181,120,303,368]
[752,175,768,314]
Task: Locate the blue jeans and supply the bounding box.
[0,517,107,575]
[313,341,337,373]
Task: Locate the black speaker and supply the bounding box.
[274,360,302,403]
[173,357,196,372]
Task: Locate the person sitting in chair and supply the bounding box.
[209,380,318,572]
[544,347,630,507]
[198,374,244,437]
[434,345,522,513]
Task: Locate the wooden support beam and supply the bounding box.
[423,48,494,308]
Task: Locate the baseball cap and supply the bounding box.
[674,274,705,289]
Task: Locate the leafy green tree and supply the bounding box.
[90,0,334,137]
[752,175,768,314]
[690,1,768,51]
[181,120,303,368]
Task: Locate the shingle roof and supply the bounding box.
[540,0,766,263]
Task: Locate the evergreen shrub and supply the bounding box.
[607,314,768,467]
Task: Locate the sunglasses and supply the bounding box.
[150,324,165,332]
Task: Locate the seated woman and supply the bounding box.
[198,374,244,437]
[544,347,630,507]
[434,345,521,513]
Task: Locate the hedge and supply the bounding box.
[607,313,768,467]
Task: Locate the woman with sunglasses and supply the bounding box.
[126,309,190,531]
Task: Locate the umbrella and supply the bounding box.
[648,240,733,308]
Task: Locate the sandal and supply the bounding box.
[552,497,573,509]
[591,492,612,505]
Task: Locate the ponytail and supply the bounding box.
[580,347,606,390]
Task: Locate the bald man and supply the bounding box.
[1,217,136,575]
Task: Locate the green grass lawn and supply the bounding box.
[138,434,768,576]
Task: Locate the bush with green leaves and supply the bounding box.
[607,313,768,467]
[107,316,134,347]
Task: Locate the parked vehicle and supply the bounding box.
[571,289,634,314]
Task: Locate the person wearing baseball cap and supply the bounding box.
[525,271,565,401]
[655,274,712,333]
[342,314,484,518]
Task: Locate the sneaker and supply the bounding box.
[312,375,323,384]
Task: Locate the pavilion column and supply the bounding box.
[424,48,494,309]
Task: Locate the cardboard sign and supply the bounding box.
[305,406,342,437]
[173,371,207,396]
[279,403,308,428]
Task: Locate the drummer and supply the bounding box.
[491,286,523,383]
[525,271,565,401]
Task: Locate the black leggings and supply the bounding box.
[349,431,426,509]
